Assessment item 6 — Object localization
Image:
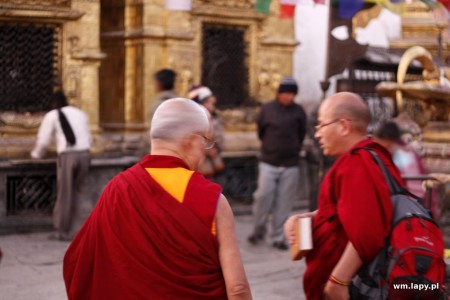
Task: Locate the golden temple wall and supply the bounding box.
[0,0,296,158]
[0,0,104,157]
[98,0,297,154]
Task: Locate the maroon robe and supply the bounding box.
[304,138,404,300]
[63,155,227,299]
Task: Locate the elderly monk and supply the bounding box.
[284,92,403,300]
[64,98,252,300]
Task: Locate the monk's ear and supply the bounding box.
[180,134,194,150]
[339,118,352,136]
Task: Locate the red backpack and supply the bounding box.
[352,148,448,300]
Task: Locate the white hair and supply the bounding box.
[150,98,210,142]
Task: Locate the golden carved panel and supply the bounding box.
[165,10,195,39]
[0,0,70,7]
[257,50,293,102]
[259,1,296,46]
[167,45,198,98]
[0,112,43,129]
[66,67,81,99]
[195,0,253,9]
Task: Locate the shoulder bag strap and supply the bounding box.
[58,108,76,146]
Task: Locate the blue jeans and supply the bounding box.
[251,162,299,243]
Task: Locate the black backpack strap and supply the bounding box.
[58,108,77,146]
[354,147,425,205]
[365,147,403,195]
[370,148,431,209]
[352,147,402,195]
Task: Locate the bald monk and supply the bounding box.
[64,98,252,300]
[284,92,404,300]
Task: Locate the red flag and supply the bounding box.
[280,0,297,18]
[313,0,326,4]
[439,0,450,11]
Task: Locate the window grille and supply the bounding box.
[7,175,56,215]
[202,23,250,108]
[219,156,257,204]
[0,22,60,113]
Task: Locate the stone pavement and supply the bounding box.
[0,213,306,300]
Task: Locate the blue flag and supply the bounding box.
[339,0,364,18]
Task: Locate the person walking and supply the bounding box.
[150,68,177,119]
[31,91,91,241]
[284,92,404,300]
[63,98,252,300]
[188,85,225,179]
[248,76,307,250]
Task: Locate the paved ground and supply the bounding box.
[0,213,306,300]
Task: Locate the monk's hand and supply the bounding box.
[323,280,349,300]
[208,147,218,156]
[284,215,300,245]
[283,211,316,245]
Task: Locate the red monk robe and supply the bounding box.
[304,138,404,300]
[63,155,227,299]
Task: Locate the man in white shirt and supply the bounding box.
[31,91,91,241]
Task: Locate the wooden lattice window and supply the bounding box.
[0,22,60,113]
[202,23,250,108]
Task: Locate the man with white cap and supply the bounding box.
[188,85,225,178]
[248,76,307,250]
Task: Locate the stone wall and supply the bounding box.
[0,156,139,234]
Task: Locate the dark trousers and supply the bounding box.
[54,150,90,238]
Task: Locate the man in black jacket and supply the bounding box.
[248,77,307,250]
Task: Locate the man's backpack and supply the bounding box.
[352,148,447,300]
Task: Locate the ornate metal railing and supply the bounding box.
[7,174,56,215]
[216,156,258,204]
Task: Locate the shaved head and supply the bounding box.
[315,92,370,156]
[321,92,370,134]
[151,98,210,142]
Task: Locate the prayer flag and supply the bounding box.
[421,0,438,8]
[438,0,450,11]
[339,0,364,18]
[165,0,192,11]
[280,0,297,18]
[256,0,272,14]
